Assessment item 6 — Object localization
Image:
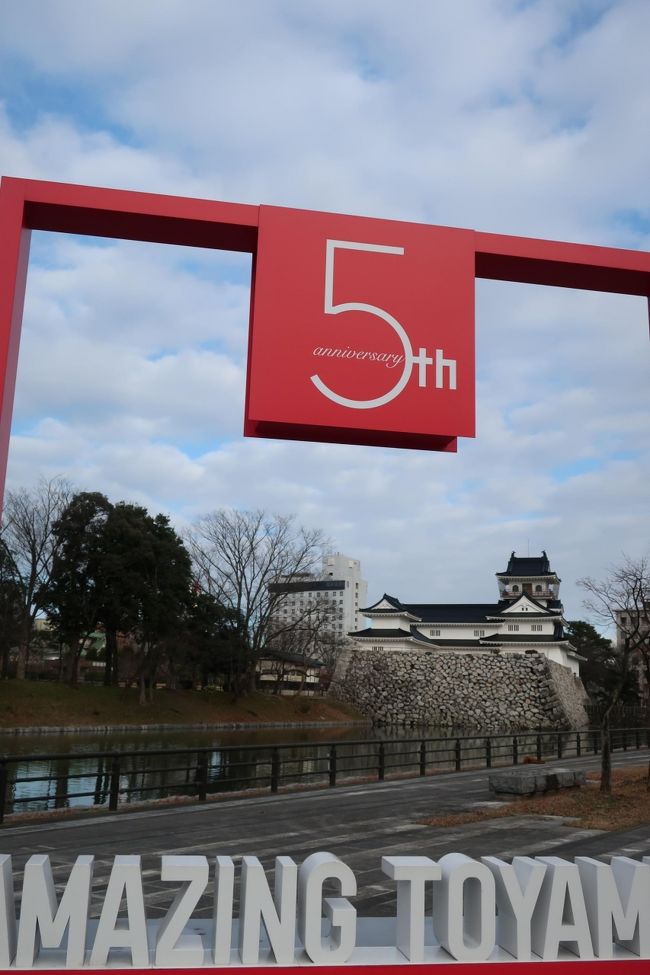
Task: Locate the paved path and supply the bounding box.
[1,749,648,919]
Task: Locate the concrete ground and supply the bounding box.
[1,748,648,919]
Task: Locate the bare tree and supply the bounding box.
[313,628,348,674]
[267,591,345,662]
[187,510,328,694]
[0,478,72,679]
[578,553,650,793]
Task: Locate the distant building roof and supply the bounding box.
[261,649,324,667]
[269,579,345,594]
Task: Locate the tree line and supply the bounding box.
[574,555,650,793]
[0,479,339,701]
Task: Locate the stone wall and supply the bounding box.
[547,659,590,729]
[330,648,589,731]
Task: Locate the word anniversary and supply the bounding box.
[1,851,649,969]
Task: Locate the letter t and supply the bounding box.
[382,856,441,962]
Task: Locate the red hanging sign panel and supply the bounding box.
[246,206,476,452]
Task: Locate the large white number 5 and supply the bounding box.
[310,240,414,410]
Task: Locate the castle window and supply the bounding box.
[507,624,519,632]
[532,624,543,631]
[535,585,542,593]
[512,585,519,593]
[474,629,485,637]
[430,629,440,636]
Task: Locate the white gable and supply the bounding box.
[500,594,549,615]
[373,599,401,611]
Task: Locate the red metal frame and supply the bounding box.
[0,176,648,507]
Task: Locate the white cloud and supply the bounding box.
[0,0,648,625]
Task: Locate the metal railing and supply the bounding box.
[584,702,649,726]
[1,725,648,823]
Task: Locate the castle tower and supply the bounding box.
[495,551,560,606]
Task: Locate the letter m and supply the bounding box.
[577,857,650,957]
[16,855,94,967]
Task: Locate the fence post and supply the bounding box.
[197,751,208,801]
[536,734,543,762]
[378,743,385,782]
[512,736,518,766]
[622,729,628,752]
[485,737,492,769]
[109,755,121,811]
[576,732,581,758]
[455,739,462,772]
[0,760,7,825]
[635,728,640,750]
[54,775,66,809]
[328,745,337,788]
[419,740,426,777]
[557,733,563,759]
[270,748,280,794]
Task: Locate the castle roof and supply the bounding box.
[480,634,570,645]
[403,602,500,622]
[348,626,413,639]
[496,550,558,578]
[404,599,563,623]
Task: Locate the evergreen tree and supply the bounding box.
[0,540,22,678]
[567,619,638,704]
[41,491,112,685]
[103,506,192,703]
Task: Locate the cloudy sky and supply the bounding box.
[0,0,648,624]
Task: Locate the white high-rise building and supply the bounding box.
[321,553,368,635]
[269,553,368,644]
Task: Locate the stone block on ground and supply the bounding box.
[488,771,538,795]
[489,767,586,796]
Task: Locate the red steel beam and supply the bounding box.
[475,229,650,299]
[0,177,648,513]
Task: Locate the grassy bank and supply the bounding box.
[421,765,650,831]
[0,680,364,730]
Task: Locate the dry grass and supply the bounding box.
[420,765,650,831]
[0,680,363,729]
